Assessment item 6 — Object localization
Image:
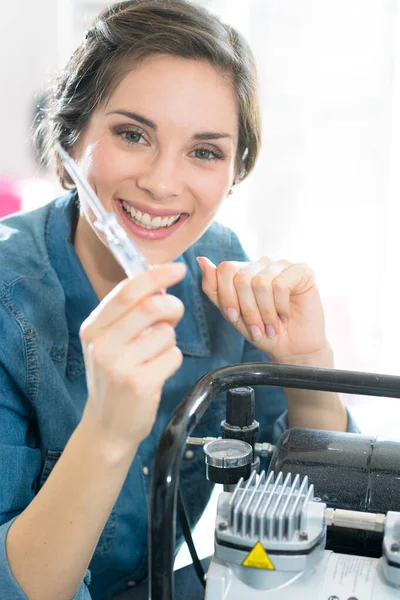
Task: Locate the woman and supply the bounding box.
[0,1,357,599]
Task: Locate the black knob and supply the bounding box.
[226,387,255,427]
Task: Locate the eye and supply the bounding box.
[192,147,224,162]
[112,125,148,146]
[123,131,143,144]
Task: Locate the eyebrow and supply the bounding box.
[106,109,234,141]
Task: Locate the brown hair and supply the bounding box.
[34,0,262,189]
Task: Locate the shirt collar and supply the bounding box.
[46,192,99,337]
[46,193,211,356]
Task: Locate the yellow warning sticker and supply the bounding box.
[242,541,275,570]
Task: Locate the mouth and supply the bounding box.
[114,198,188,241]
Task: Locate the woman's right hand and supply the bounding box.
[79,262,186,457]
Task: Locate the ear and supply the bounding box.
[229,175,237,196]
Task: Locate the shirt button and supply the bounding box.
[185,450,194,459]
[142,466,149,476]
[127,580,136,587]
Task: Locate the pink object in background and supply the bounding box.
[0,179,22,218]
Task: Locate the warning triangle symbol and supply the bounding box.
[242,541,275,570]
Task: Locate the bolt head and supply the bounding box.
[390,542,400,553]
[218,522,228,531]
[299,531,308,541]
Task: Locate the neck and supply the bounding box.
[73,213,126,301]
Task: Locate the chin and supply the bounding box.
[139,245,182,266]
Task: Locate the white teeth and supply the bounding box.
[152,216,162,227]
[121,201,181,229]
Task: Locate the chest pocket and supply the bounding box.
[39,450,117,556]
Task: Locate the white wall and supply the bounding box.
[246,1,397,375]
[1,0,399,378]
[0,0,59,179]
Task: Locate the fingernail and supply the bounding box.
[281,315,288,324]
[266,325,276,338]
[226,308,239,322]
[197,259,205,273]
[250,325,263,341]
[197,256,213,267]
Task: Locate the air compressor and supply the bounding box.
[147,363,400,600]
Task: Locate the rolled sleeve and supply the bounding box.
[272,410,289,443]
[0,518,28,600]
[0,369,92,600]
[344,407,360,433]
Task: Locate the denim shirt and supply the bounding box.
[0,193,358,599]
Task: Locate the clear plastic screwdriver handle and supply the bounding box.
[57,144,149,279]
[94,212,149,278]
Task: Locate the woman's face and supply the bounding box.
[73,55,239,265]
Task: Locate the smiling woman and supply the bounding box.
[0,2,358,600]
[71,55,239,271]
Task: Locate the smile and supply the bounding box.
[121,200,181,229]
[114,199,188,241]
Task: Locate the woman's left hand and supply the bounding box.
[197,256,329,364]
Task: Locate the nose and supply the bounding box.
[136,151,184,201]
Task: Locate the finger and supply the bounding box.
[233,261,270,340]
[214,261,249,323]
[196,256,219,308]
[94,343,183,405]
[121,322,178,366]
[139,344,183,382]
[252,260,290,334]
[90,293,184,352]
[81,262,186,337]
[272,263,316,319]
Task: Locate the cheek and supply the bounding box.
[192,171,232,214]
[88,143,134,191]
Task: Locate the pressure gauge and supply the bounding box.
[203,438,253,484]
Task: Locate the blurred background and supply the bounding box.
[2,0,400,568]
[2,0,400,432]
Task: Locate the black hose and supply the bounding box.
[148,361,400,600]
[177,489,206,587]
